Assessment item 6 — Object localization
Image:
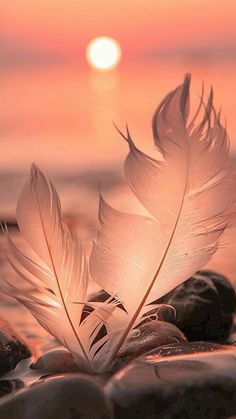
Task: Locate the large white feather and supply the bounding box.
[2,165,114,372]
[90,74,236,356]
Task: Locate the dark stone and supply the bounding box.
[228,315,236,345]
[0,317,31,376]
[30,348,80,374]
[112,320,186,371]
[229,332,236,345]
[106,341,236,419]
[203,271,236,312]
[147,340,233,357]
[158,270,236,342]
[0,374,113,418]
[0,380,23,398]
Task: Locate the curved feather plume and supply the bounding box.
[2,165,114,372]
[90,74,236,357]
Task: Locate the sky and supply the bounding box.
[1,0,236,63]
[1,0,236,177]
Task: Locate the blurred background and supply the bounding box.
[0,0,236,301]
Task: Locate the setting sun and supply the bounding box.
[86,36,121,71]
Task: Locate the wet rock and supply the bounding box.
[0,317,31,376]
[0,374,113,418]
[160,270,236,342]
[119,321,187,358]
[30,348,80,374]
[0,380,23,398]
[229,333,236,345]
[228,315,236,345]
[205,270,236,309]
[147,340,234,357]
[113,320,186,371]
[106,341,236,418]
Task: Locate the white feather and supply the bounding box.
[90,74,236,356]
[2,165,114,372]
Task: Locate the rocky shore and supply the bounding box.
[0,270,235,418]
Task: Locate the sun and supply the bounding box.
[86,36,122,71]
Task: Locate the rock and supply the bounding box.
[121,320,187,355]
[228,315,236,345]
[106,341,236,419]
[229,332,236,345]
[0,374,113,419]
[112,321,186,371]
[0,380,23,398]
[30,348,80,374]
[160,270,236,342]
[198,270,236,334]
[0,317,31,376]
[203,270,236,310]
[147,340,233,357]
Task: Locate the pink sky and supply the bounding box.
[1,0,236,60]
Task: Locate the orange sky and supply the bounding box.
[1,0,236,60]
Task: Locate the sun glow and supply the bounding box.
[86,36,121,71]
